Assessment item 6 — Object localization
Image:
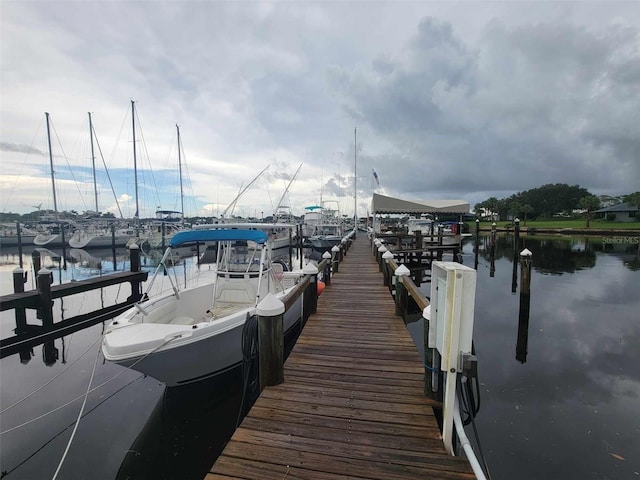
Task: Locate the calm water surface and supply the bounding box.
[0,246,241,480]
[2,238,639,479]
[408,235,640,480]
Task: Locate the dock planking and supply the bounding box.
[207,233,474,480]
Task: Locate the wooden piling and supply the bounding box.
[16,221,24,268]
[331,245,340,273]
[258,294,285,390]
[517,248,532,363]
[37,269,54,328]
[322,251,332,286]
[393,264,410,318]
[32,250,42,281]
[13,268,28,334]
[303,263,319,315]
[128,245,143,302]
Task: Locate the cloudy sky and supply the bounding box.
[1,1,638,219]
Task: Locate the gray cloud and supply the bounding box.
[1,2,638,215]
[0,142,46,156]
[332,17,640,204]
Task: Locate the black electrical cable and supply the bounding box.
[457,368,492,480]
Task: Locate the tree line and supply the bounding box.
[474,184,640,223]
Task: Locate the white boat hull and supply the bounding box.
[33,233,66,247]
[102,285,303,386]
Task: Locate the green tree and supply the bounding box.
[579,195,601,228]
[522,204,533,226]
[624,192,640,209]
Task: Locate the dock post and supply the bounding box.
[415,230,423,286]
[128,244,143,302]
[490,222,497,247]
[517,248,533,363]
[394,264,410,318]
[13,267,28,334]
[303,262,319,315]
[474,219,480,270]
[490,222,497,277]
[298,224,304,270]
[322,251,332,286]
[331,245,340,273]
[382,251,394,287]
[32,250,42,283]
[16,221,24,268]
[377,244,387,272]
[37,268,54,329]
[288,228,293,269]
[257,294,285,390]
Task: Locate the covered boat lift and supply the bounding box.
[370,193,470,233]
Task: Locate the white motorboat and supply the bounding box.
[101,228,305,386]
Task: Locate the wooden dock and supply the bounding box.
[207,234,474,479]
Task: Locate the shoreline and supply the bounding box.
[476,226,640,236]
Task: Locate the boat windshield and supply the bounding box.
[218,240,265,273]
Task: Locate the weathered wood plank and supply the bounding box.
[208,234,474,479]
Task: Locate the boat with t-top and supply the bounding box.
[101,228,305,386]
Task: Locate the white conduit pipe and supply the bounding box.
[454,400,488,480]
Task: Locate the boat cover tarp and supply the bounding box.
[170,229,268,247]
[371,193,470,214]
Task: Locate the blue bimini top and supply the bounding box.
[169,229,268,247]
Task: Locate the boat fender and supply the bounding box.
[317,280,325,296]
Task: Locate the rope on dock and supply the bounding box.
[51,342,100,480]
[0,335,103,415]
[0,333,182,436]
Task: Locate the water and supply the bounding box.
[0,246,242,480]
[407,235,640,479]
[2,238,639,479]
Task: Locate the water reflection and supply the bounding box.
[407,235,640,479]
[468,234,640,479]
[116,369,244,480]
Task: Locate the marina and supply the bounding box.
[1,228,639,479]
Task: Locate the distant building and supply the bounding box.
[593,203,638,222]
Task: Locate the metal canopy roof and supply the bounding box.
[593,202,638,213]
[370,193,470,214]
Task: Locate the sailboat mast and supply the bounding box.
[88,112,99,213]
[131,100,140,221]
[177,124,185,224]
[274,163,302,220]
[45,112,59,221]
[354,127,357,228]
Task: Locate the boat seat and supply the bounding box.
[215,282,256,304]
[170,315,195,325]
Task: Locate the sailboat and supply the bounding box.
[131,124,191,250]
[68,112,133,249]
[101,227,305,386]
[33,113,75,247]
